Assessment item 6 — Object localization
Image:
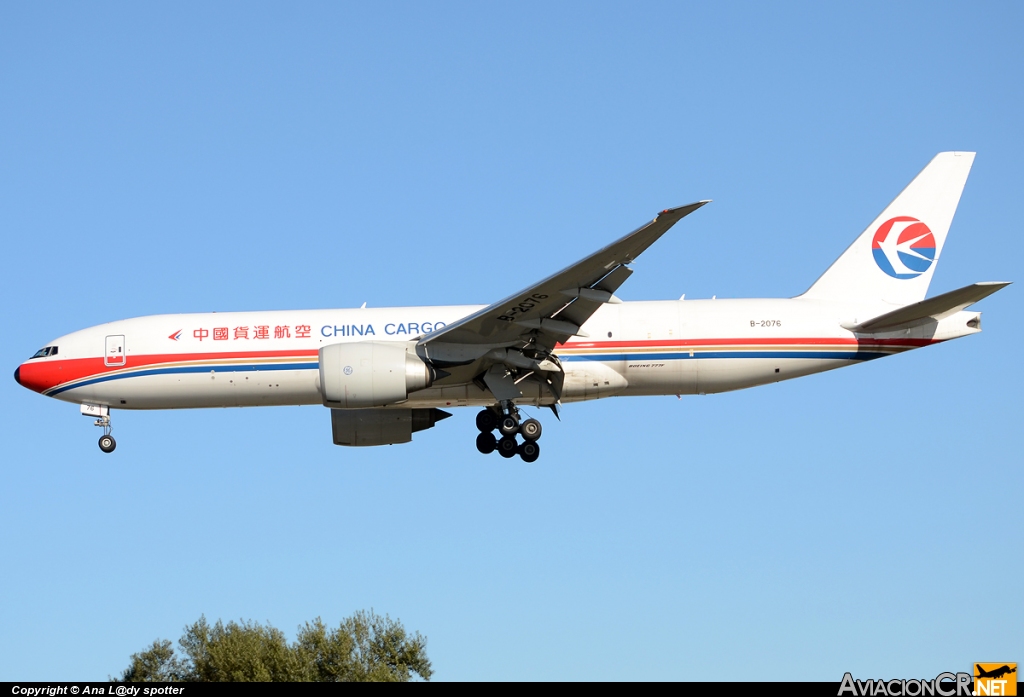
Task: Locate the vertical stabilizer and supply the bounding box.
[799,152,975,307]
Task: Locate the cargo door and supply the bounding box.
[104,335,126,367]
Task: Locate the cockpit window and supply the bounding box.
[29,346,57,359]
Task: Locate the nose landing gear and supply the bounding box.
[96,414,116,453]
[83,404,116,453]
[475,402,543,462]
[95,414,116,453]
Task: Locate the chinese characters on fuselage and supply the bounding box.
[193,325,312,341]
[190,322,446,341]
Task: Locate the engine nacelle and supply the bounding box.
[319,341,434,408]
[330,408,451,446]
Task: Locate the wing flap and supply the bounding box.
[552,264,634,329]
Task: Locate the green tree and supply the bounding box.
[115,611,432,682]
[296,611,432,682]
[118,639,186,682]
[177,616,307,682]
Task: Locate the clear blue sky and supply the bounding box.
[2,1,1021,681]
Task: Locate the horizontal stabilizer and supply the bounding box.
[848,281,1010,332]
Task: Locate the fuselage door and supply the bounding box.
[105,335,126,367]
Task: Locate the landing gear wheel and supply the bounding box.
[497,436,518,458]
[518,440,540,463]
[498,415,520,436]
[475,409,498,433]
[520,418,542,441]
[98,435,116,453]
[475,432,497,454]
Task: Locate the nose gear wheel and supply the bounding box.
[93,413,116,454]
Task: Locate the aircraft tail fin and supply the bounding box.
[799,152,975,307]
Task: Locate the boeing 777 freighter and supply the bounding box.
[14,152,1008,461]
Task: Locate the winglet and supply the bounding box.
[659,200,712,218]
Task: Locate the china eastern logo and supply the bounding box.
[872,216,936,279]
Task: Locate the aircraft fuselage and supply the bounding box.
[15,298,979,411]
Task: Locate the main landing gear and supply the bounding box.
[475,403,542,463]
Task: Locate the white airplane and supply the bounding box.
[14,152,1008,461]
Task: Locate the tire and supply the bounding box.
[497,436,518,458]
[475,431,497,454]
[520,418,542,441]
[498,415,519,436]
[98,435,116,453]
[519,440,540,463]
[475,409,498,433]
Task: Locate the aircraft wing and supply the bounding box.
[417,201,709,393]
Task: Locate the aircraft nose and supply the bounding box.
[15,361,59,394]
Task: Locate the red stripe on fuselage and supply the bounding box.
[18,349,319,394]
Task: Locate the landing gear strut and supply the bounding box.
[474,402,543,462]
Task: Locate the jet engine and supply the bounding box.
[318,341,435,408]
[330,407,451,446]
